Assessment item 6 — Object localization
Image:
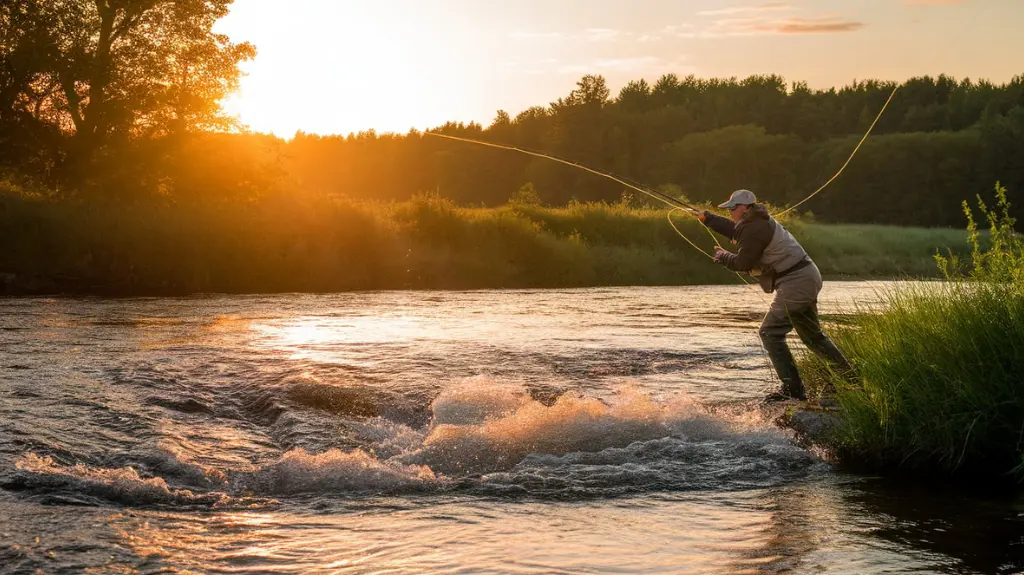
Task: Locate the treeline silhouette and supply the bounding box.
[2,2,1021,229]
[282,73,1024,227]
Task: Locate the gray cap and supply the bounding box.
[718,189,757,209]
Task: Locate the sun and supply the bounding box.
[215,0,473,137]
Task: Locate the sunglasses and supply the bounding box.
[728,204,746,212]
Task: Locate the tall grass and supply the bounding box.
[803,183,1024,479]
[0,186,969,295]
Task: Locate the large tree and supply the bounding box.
[0,0,254,179]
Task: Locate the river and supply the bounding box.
[1,283,1022,574]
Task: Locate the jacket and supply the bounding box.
[703,204,810,291]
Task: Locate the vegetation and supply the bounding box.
[803,184,1024,479]
[2,3,1023,229]
[0,186,968,295]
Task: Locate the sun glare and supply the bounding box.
[217,0,481,137]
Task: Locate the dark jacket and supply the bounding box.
[703,204,774,272]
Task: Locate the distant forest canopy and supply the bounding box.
[283,73,1024,226]
[1,2,1022,227]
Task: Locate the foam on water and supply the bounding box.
[12,453,233,507]
[397,381,742,475]
[240,448,439,495]
[8,380,809,503]
[137,440,230,487]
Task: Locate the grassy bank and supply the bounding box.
[801,184,1024,480]
[0,190,969,295]
[804,282,1024,478]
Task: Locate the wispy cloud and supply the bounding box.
[583,28,623,42]
[906,0,966,5]
[688,4,863,37]
[756,16,864,34]
[698,2,793,16]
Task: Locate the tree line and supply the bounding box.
[2,1,1022,227]
[285,73,1024,227]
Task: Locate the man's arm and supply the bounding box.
[717,220,774,272]
[700,211,736,239]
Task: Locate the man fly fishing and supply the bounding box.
[697,189,851,403]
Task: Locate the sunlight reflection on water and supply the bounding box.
[1,282,1020,574]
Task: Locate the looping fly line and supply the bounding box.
[423,84,897,266]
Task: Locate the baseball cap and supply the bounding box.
[717,189,757,209]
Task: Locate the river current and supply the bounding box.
[1,283,1022,574]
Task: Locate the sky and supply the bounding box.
[214,0,1020,137]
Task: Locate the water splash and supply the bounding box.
[12,453,234,507]
[8,381,809,503]
[239,448,438,495]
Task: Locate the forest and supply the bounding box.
[3,3,1023,228]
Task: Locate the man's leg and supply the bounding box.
[790,303,851,370]
[759,303,806,400]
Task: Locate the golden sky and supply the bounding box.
[214,0,1018,137]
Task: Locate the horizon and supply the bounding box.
[214,0,1019,138]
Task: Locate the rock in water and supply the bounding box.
[759,400,842,447]
[784,407,841,443]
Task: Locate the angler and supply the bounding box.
[698,189,851,403]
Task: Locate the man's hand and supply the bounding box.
[693,209,709,223]
[713,247,730,263]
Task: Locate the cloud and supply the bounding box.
[906,0,965,5]
[698,2,793,16]
[583,28,623,42]
[758,16,864,33]
[700,15,863,36]
[691,5,863,37]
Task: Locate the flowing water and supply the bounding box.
[1,283,1022,574]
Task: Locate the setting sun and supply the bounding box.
[214,0,1021,137]
[216,1,488,136]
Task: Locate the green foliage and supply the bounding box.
[0,187,967,295]
[509,182,542,207]
[966,183,1023,282]
[811,282,1024,478]
[804,186,1024,478]
[5,45,1024,227]
[0,0,254,187]
[247,73,1024,227]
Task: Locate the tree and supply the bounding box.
[616,79,651,112]
[554,74,610,109]
[1,0,255,180]
[490,109,511,129]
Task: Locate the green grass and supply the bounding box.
[794,222,971,278]
[799,184,1024,480]
[803,282,1024,478]
[0,188,970,295]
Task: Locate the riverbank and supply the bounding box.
[793,185,1024,480]
[794,280,1024,481]
[1,192,969,296]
